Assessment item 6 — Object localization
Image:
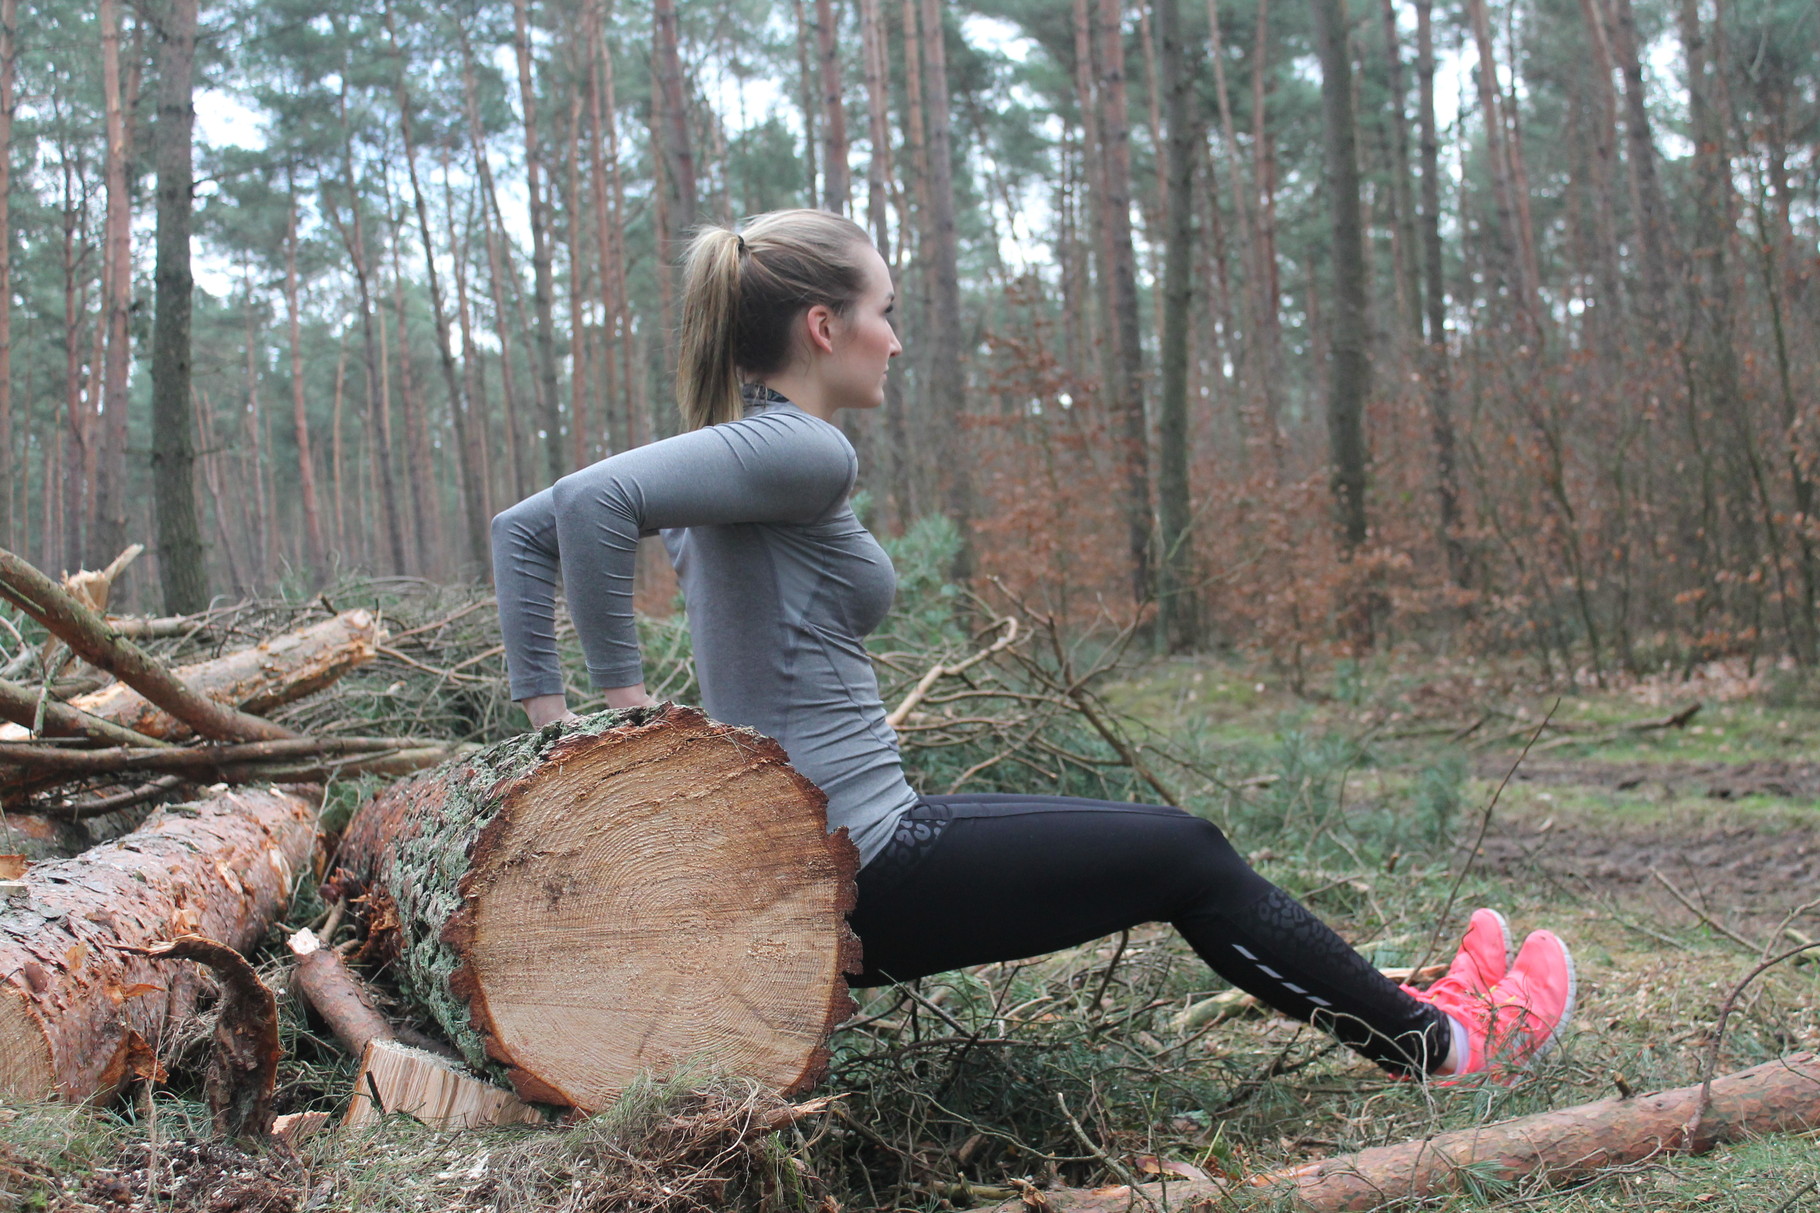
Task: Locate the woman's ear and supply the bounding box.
[801,303,839,356]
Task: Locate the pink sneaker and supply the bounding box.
[1401,908,1510,1074]
[1400,907,1510,1014]
[1452,929,1577,1079]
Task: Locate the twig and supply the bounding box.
[39,775,187,820]
[385,598,493,643]
[886,618,1019,728]
[1414,698,1559,973]
[0,547,296,742]
[1762,897,1820,965]
[1770,1174,1820,1213]
[0,735,425,775]
[1055,1091,1160,1213]
[376,644,489,685]
[1650,867,1758,952]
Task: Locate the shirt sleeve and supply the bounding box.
[491,409,855,700]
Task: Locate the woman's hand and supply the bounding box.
[602,683,659,710]
[519,694,580,728]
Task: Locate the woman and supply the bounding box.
[491,208,1574,1081]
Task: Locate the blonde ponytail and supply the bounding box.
[673,209,875,430]
[675,227,746,430]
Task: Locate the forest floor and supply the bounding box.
[4,630,1819,1212]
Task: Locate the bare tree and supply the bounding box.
[1155,0,1197,650]
[1310,0,1371,562]
[149,0,208,612]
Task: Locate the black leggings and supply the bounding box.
[849,795,1451,1076]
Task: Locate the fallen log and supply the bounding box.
[0,609,378,744]
[0,785,316,1102]
[327,703,860,1113]
[0,546,296,743]
[961,1052,1820,1212]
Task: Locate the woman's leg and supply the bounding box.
[850,794,1453,1075]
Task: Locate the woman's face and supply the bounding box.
[823,247,902,413]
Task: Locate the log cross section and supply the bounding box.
[330,704,861,1112]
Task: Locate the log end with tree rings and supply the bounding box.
[328,703,862,1114]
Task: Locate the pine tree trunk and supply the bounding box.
[1094,0,1154,608]
[915,0,974,579]
[1415,0,1468,589]
[0,786,316,1102]
[652,0,697,227]
[0,0,13,549]
[458,26,532,501]
[1573,0,1626,354]
[512,0,563,483]
[815,0,849,213]
[1609,0,1672,325]
[1155,0,1197,651]
[149,0,208,613]
[284,194,329,578]
[94,0,132,569]
[1249,0,1284,459]
[386,2,486,574]
[326,705,860,1112]
[1311,0,1372,568]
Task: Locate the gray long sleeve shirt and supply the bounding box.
[490,397,917,865]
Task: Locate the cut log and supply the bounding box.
[0,785,316,1102]
[0,609,379,744]
[327,703,860,1113]
[344,1039,545,1130]
[960,1052,1820,1212]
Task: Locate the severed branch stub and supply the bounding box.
[119,935,281,1140]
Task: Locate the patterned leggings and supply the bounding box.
[848,794,1451,1076]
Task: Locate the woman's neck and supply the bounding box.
[759,370,836,423]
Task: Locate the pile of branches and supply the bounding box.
[0,545,465,831]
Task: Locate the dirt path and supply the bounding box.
[1474,758,1820,941]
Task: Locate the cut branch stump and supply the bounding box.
[289,927,540,1129]
[0,786,316,1102]
[327,704,860,1113]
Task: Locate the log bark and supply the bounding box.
[0,609,378,744]
[326,704,860,1113]
[961,1053,1820,1212]
[0,785,317,1102]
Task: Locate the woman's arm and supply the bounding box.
[493,408,854,719]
